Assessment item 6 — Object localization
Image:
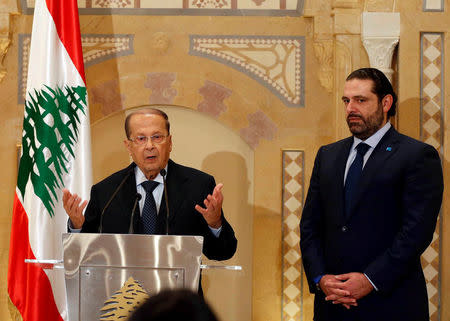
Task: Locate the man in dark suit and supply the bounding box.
[63,108,237,261]
[300,68,443,321]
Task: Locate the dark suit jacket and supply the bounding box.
[300,127,443,321]
[81,159,237,261]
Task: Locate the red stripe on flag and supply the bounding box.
[46,0,86,84]
[8,193,64,321]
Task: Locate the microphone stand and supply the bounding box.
[160,169,170,235]
[128,193,142,234]
[99,168,133,233]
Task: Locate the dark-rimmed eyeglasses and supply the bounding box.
[128,134,168,145]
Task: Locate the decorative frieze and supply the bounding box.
[21,0,305,16]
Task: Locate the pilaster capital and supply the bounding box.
[361,12,400,82]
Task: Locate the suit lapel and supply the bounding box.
[166,159,188,224]
[346,127,400,220]
[117,163,138,215]
[104,163,139,232]
[335,138,354,224]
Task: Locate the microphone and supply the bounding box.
[160,169,170,235]
[99,168,133,233]
[128,193,142,234]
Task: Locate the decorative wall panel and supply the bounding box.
[282,150,304,321]
[421,33,443,155]
[423,0,444,12]
[190,35,305,107]
[420,32,443,321]
[21,0,304,16]
[18,34,134,104]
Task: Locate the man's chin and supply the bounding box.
[348,124,364,135]
[348,125,371,139]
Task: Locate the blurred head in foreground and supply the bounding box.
[128,289,219,321]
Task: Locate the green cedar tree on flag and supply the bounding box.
[7,0,92,320]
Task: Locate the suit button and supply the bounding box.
[341,226,348,232]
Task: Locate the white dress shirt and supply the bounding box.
[344,122,392,185]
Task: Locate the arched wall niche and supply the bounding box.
[90,105,254,321]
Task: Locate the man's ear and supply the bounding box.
[382,94,393,113]
[124,139,131,154]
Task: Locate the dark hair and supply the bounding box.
[128,289,219,321]
[346,68,397,118]
[125,108,170,139]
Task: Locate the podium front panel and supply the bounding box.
[63,233,203,321]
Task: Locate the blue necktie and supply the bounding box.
[344,143,370,218]
[141,180,159,234]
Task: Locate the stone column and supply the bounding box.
[361,12,400,82]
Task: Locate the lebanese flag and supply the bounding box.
[7,0,92,320]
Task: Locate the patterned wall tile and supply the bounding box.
[282,151,304,321]
[423,0,444,12]
[21,0,305,15]
[421,33,443,153]
[92,0,135,8]
[18,34,134,104]
[420,32,443,321]
[190,35,305,107]
[191,0,231,9]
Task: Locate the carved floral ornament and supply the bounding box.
[312,40,334,93]
[0,12,14,83]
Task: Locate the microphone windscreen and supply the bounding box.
[160,169,167,177]
[136,193,142,201]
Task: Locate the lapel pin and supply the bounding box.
[386,147,392,151]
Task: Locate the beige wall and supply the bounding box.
[0,0,449,320]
